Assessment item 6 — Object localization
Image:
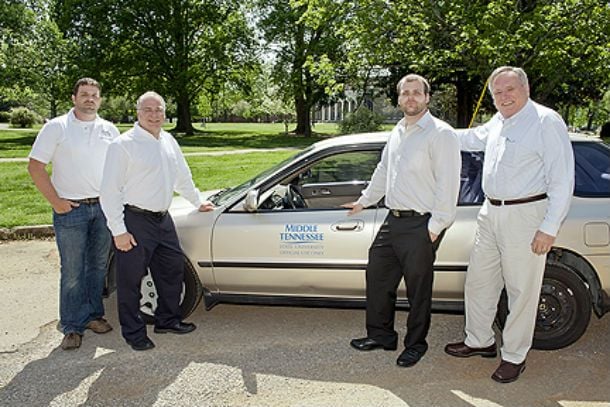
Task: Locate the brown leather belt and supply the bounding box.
[71,197,100,204]
[125,204,168,218]
[390,209,427,217]
[487,193,547,206]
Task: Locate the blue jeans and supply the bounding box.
[53,203,111,334]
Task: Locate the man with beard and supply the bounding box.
[29,78,120,350]
[346,74,461,367]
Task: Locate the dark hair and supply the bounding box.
[396,74,431,95]
[72,78,101,96]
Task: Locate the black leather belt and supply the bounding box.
[390,209,426,217]
[71,197,99,204]
[487,193,547,206]
[125,204,168,218]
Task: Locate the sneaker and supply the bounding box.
[61,333,82,350]
[86,318,113,334]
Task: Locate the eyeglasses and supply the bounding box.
[139,107,165,114]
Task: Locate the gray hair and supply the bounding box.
[396,74,431,95]
[488,66,529,93]
[136,91,166,110]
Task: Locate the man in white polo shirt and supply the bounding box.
[28,78,120,350]
[100,91,214,351]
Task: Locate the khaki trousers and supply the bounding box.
[464,199,547,364]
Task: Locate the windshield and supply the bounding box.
[209,147,313,206]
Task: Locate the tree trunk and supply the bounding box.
[455,78,476,128]
[293,93,311,136]
[174,92,195,135]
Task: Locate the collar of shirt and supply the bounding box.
[397,110,433,137]
[67,108,100,127]
[133,122,166,142]
[496,100,536,142]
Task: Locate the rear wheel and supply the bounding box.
[107,253,203,324]
[496,262,591,350]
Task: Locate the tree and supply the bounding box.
[257,0,349,136]
[340,0,610,128]
[55,0,256,135]
[1,1,77,118]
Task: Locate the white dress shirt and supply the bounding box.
[28,108,120,199]
[100,123,203,236]
[357,111,461,235]
[456,99,574,236]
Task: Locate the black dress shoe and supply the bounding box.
[396,348,425,367]
[350,337,397,351]
[154,321,196,335]
[491,360,526,383]
[127,337,155,351]
[444,341,497,358]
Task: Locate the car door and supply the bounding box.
[210,148,384,298]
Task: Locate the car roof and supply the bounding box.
[310,131,389,151]
[309,131,602,153]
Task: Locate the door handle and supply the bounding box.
[332,220,364,231]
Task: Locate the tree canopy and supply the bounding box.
[1,0,608,132]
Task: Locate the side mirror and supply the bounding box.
[243,189,259,212]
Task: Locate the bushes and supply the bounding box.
[339,107,384,134]
[0,111,11,123]
[9,107,40,128]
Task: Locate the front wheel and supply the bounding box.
[107,253,203,324]
[496,262,591,350]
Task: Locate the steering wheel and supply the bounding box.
[284,184,307,209]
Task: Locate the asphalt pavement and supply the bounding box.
[0,240,609,406]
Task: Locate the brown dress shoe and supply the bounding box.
[444,341,497,358]
[492,360,526,383]
[86,318,113,334]
[61,333,82,350]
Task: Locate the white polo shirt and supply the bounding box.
[29,108,120,199]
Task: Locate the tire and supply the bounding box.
[107,253,203,324]
[496,262,591,350]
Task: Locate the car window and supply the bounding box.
[573,142,610,197]
[458,151,485,205]
[257,150,382,211]
[297,151,381,184]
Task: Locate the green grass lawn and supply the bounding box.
[0,122,341,158]
[0,151,295,228]
[0,122,337,227]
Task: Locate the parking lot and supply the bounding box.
[0,240,609,407]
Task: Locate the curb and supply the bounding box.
[0,225,55,240]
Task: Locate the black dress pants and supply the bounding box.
[114,208,184,342]
[365,212,443,353]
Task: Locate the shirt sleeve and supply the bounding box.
[455,118,494,152]
[357,143,389,207]
[428,128,461,235]
[100,142,129,236]
[28,121,63,164]
[170,136,203,208]
[538,114,574,236]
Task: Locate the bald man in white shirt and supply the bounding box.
[100,91,214,351]
[445,66,574,383]
[347,74,461,368]
[29,78,120,350]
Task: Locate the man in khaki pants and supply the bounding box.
[445,66,574,383]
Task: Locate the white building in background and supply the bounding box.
[313,88,402,123]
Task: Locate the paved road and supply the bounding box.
[0,240,609,406]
